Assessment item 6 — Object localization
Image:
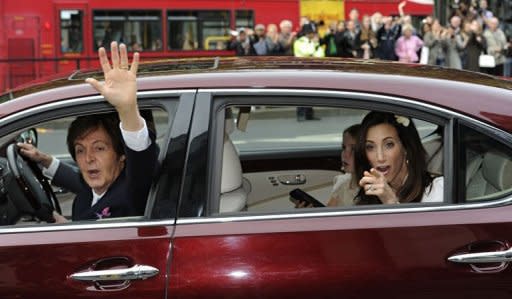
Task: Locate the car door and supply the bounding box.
[0,91,195,298]
[168,89,512,299]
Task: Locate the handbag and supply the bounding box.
[419,46,429,65]
[479,54,496,68]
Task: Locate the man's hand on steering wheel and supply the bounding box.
[12,143,62,222]
[17,143,53,168]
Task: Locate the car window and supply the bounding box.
[463,125,512,201]
[0,102,179,226]
[214,104,442,215]
[229,106,438,154]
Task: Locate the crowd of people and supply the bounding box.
[228,0,512,77]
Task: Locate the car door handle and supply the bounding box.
[70,264,159,282]
[447,247,512,264]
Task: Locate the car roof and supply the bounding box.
[1,56,511,132]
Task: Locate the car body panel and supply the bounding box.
[0,225,171,298]
[170,204,512,298]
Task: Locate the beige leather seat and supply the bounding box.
[466,151,512,200]
[423,135,443,175]
[220,135,249,213]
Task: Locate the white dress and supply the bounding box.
[330,174,359,206]
[421,176,444,203]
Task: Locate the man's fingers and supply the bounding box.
[98,47,111,74]
[111,41,120,69]
[119,43,129,69]
[85,78,105,95]
[130,52,139,74]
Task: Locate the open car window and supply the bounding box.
[211,104,443,216]
[0,100,179,227]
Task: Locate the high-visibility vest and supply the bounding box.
[293,36,325,58]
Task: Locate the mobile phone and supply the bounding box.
[289,188,325,208]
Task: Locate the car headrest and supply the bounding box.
[221,135,242,193]
[482,152,512,191]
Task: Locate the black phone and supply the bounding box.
[289,188,325,208]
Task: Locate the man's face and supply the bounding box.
[350,9,359,22]
[239,31,247,41]
[451,16,461,29]
[347,21,355,31]
[255,27,265,37]
[74,126,125,195]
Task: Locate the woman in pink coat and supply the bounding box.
[395,24,424,63]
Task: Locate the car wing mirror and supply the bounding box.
[15,128,38,147]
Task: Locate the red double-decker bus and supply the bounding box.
[0,0,303,93]
[0,0,433,93]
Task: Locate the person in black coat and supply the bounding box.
[18,41,158,222]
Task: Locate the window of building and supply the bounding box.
[60,10,83,53]
[93,10,162,51]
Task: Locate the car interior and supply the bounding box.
[0,108,171,225]
[1,103,512,224]
[216,105,512,215]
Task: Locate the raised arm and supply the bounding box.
[85,42,142,132]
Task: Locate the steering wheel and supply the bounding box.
[6,144,61,222]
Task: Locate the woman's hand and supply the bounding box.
[359,168,400,204]
[17,142,53,168]
[85,41,142,131]
[292,199,313,209]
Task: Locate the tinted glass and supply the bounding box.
[167,10,230,50]
[60,10,83,53]
[93,10,162,51]
[463,125,512,201]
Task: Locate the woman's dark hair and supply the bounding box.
[354,111,432,204]
[67,113,124,161]
[341,124,361,174]
[343,124,361,140]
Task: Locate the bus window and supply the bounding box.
[235,10,254,30]
[93,10,162,51]
[168,10,230,51]
[60,10,83,54]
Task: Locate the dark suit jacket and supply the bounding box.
[53,133,158,221]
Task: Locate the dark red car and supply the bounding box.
[0,57,511,298]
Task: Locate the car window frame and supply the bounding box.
[455,118,512,203]
[0,90,195,233]
[196,89,450,218]
[177,88,512,225]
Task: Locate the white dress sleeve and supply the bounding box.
[421,176,444,203]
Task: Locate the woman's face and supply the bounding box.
[364,123,408,187]
[341,132,357,173]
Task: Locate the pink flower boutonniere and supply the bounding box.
[96,207,111,219]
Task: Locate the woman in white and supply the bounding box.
[327,124,361,207]
[354,112,443,205]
